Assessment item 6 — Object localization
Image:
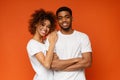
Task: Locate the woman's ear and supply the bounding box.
[35,24,38,27]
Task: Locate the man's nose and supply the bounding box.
[62,17,66,21]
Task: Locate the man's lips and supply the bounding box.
[62,22,68,26]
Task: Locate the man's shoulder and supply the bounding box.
[74,30,88,37]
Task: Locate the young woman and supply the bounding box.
[26,9,57,80]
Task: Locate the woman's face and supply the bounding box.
[36,20,51,37]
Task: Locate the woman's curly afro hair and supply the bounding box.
[28,9,56,35]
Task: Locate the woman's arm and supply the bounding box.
[35,31,57,69]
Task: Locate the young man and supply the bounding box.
[51,6,92,80]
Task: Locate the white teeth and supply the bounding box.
[41,31,45,33]
[63,23,67,26]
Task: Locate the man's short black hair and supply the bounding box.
[56,6,72,16]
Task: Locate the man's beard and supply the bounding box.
[60,25,71,31]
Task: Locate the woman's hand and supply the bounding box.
[48,31,58,45]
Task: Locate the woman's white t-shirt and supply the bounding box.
[26,39,53,80]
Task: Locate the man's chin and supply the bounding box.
[61,27,70,31]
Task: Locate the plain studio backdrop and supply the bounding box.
[0,0,120,80]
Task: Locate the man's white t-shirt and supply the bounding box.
[26,39,53,80]
[46,30,92,80]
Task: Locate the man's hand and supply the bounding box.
[51,53,80,71]
[50,52,92,71]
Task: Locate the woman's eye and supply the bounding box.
[41,23,45,26]
[58,17,62,20]
[47,25,51,28]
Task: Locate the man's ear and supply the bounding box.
[71,16,73,21]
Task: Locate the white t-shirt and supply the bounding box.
[26,39,53,80]
[46,30,92,80]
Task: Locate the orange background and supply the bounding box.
[0,0,120,80]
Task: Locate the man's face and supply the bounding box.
[57,11,72,31]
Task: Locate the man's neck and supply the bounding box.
[60,29,74,35]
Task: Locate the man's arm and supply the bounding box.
[50,54,80,71]
[51,52,92,71]
[63,52,92,71]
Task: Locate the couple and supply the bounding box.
[27,6,92,80]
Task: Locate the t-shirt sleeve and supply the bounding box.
[81,34,92,53]
[27,41,44,56]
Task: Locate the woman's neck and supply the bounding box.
[33,34,43,43]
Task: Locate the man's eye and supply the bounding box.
[66,16,70,18]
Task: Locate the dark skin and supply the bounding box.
[50,11,92,71]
